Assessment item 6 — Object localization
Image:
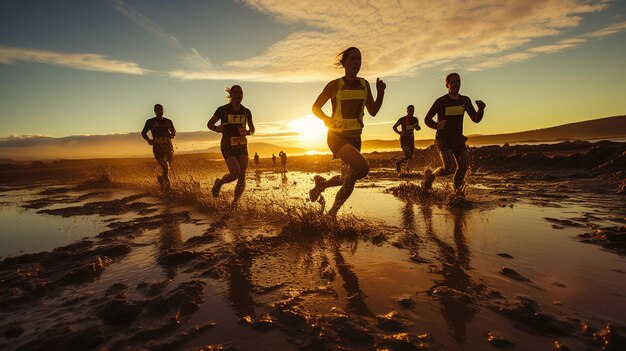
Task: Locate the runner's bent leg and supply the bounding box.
[434,147,456,177]
[212,156,241,197]
[221,156,242,184]
[233,155,248,203]
[327,144,369,217]
[453,148,469,189]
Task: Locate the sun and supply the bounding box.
[287,115,327,145]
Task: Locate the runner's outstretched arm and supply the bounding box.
[466,99,486,123]
[141,120,153,144]
[392,119,402,135]
[424,101,440,130]
[207,115,223,133]
[365,78,386,116]
[169,121,177,138]
[247,111,255,135]
[312,82,334,127]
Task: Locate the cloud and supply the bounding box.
[111,0,183,49]
[169,0,615,82]
[111,0,226,79]
[0,46,148,75]
[467,20,625,70]
[584,20,626,38]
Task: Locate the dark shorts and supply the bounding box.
[153,146,173,162]
[327,131,361,156]
[221,143,248,159]
[436,135,468,155]
[400,136,415,159]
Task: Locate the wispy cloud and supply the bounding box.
[169,0,617,82]
[0,46,147,75]
[111,0,223,79]
[468,20,625,71]
[111,0,183,49]
[584,20,626,38]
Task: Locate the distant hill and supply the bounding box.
[2,116,624,161]
[204,142,308,156]
[363,139,432,150]
[363,115,626,149]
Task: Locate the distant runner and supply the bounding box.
[392,105,421,174]
[423,73,485,191]
[254,152,260,168]
[278,151,287,173]
[272,154,277,171]
[309,46,386,218]
[141,104,176,191]
[207,85,256,205]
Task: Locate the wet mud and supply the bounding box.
[0,140,625,350]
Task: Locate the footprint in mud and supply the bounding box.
[499,267,543,290]
[499,267,531,282]
[396,297,416,309]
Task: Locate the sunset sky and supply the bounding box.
[1,0,625,157]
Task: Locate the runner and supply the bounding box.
[278,151,287,173]
[272,154,277,171]
[309,47,386,218]
[423,73,485,191]
[392,105,421,174]
[141,104,176,191]
[207,85,256,205]
[254,152,260,168]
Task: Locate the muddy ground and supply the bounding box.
[0,140,625,350]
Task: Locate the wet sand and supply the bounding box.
[0,141,625,350]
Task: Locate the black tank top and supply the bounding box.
[214,103,251,142]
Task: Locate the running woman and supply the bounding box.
[309,47,386,218]
[207,85,256,205]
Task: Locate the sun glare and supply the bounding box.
[287,115,327,145]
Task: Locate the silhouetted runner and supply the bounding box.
[392,104,421,174]
[278,151,287,173]
[272,154,277,171]
[310,47,386,218]
[254,152,260,168]
[423,73,485,191]
[207,85,256,205]
[141,104,176,191]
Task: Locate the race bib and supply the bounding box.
[445,105,465,116]
[230,136,247,146]
[227,114,247,125]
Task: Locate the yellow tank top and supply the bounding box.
[330,77,367,134]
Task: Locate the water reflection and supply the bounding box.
[254,170,261,188]
[420,204,476,347]
[226,242,257,319]
[333,244,374,317]
[397,201,426,263]
[281,172,288,187]
[218,215,375,320]
[156,207,183,279]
